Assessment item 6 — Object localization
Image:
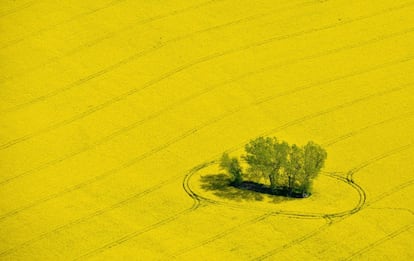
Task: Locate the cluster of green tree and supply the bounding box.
[220,137,327,198]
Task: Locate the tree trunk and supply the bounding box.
[269,174,276,192]
[288,175,294,196]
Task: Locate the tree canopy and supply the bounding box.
[219,136,327,198]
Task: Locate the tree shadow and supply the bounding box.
[199,173,297,203]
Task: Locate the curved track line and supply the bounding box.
[1,0,413,150]
[252,144,414,260]
[0,101,410,257]
[0,0,309,86]
[1,109,411,258]
[182,161,217,205]
[176,173,412,259]
[1,25,412,187]
[0,1,410,258]
[74,169,333,260]
[0,77,410,224]
[72,163,210,261]
[76,149,359,260]
[71,109,413,260]
[170,113,414,257]
[0,78,411,226]
[184,169,364,217]
[175,132,414,258]
[0,162,210,257]
[320,172,366,218]
[184,119,376,217]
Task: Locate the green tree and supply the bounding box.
[301,141,327,194]
[220,153,243,186]
[285,144,305,194]
[243,137,289,191]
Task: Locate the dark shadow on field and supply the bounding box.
[200,173,296,203]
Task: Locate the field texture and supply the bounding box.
[1,0,414,260]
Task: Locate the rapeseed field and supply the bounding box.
[0,0,413,260]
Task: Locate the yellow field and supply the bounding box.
[1,0,413,260]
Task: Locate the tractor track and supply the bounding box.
[0,0,309,87]
[1,0,413,151]
[71,121,413,260]
[2,25,413,188]
[1,102,412,259]
[0,82,410,223]
[252,144,414,260]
